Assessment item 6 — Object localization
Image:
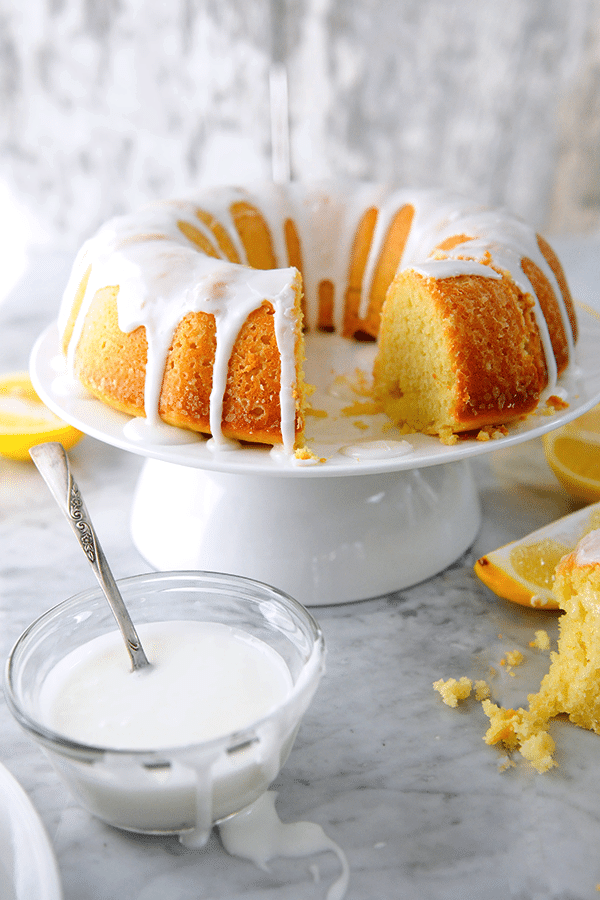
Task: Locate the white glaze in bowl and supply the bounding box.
[4,572,325,845]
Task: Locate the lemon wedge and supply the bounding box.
[0,372,83,461]
[543,403,600,503]
[474,501,600,609]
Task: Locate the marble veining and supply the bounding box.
[1,1,600,250]
[1,239,600,898]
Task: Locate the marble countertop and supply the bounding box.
[1,237,600,899]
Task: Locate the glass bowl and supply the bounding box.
[4,571,325,846]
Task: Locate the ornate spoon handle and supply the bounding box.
[30,442,150,671]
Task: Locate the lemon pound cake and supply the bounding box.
[482,528,600,772]
[58,183,577,454]
[529,528,600,730]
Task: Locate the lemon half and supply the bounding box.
[0,372,83,461]
[474,501,600,609]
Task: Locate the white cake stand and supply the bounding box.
[31,306,600,606]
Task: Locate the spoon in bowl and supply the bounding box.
[29,441,151,672]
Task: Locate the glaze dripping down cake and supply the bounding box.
[58,183,577,454]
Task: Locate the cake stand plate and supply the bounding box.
[30,305,600,605]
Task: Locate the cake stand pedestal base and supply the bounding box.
[130,458,480,606]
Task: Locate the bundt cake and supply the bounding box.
[58,183,577,455]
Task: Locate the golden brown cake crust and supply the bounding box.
[73,288,305,445]
[161,303,301,444]
[73,287,148,416]
[536,233,578,343]
[521,256,570,375]
[430,272,548,426]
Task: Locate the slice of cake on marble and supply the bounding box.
[481,527,600,772]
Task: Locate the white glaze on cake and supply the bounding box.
[574,529,600,566]
[59,183,575,454]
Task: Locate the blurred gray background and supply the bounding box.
[0,0,599,260]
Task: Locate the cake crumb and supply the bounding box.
[501,649,524,668]
[519,731,557,772]
[334,368,377,401]
[546,394,569,411]
[529,629,550,651]
[474,680,490,701]
[480,700,556,773]
[385,420,415,436]
[438,428,459,446]
[341,399,383,417]
[350,367,373,397]
[433,676,472,707]
[476,424,509,441]
[294,446,326,464]
[480,701,523,751]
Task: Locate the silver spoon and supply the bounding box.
[29,441,151,671]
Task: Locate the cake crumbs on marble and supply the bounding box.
[481,701,557,773]
[433,676,491,707]
[474,680,490,701]
[500,649,524,669]
[433,676,472,707]
[529,629,550,651]
[435,527,600,774]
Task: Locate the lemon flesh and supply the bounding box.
[474,502,600,609]
[543,403,600,503]
[0,372,83,461]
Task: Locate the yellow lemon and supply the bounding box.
[0,372,83,461]
[474,501,600,609]
[543,403,600,503]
